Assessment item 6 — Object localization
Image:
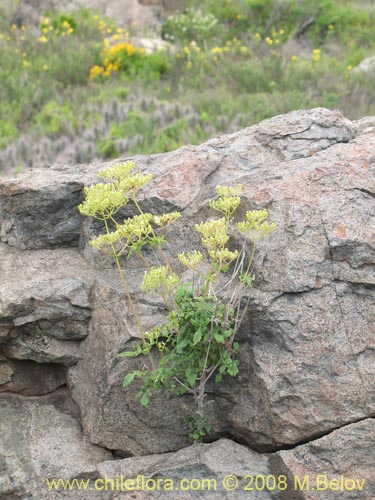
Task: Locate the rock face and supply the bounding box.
[0,108,374,498]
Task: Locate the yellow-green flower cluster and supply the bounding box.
[141,266,179,294]
[117,213,154,242]
[145,326,167,352]
[89,230,122,253]
[119,173,153,197]
[236,210,276,240]
[89,213,155,255]
[195,217,229,251]
[215,185,243,197]
[96,161,152,197]
[209,184,242,219]
[208,248,238,268]
[153,212,181,226]
[98,161,136,180]
[178,250,203,269]
[78,182,127,219]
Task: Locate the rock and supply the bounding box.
[0,166,93,249]
[0,108,374,473]
[270,418,375,499]
[96,438,277,500]
[0,247,94,365]
[130,36,174,54]
[353,55,375,74]
[0,391,112,498]
[0,356,66,395]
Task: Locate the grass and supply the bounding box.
[0,0,375,174]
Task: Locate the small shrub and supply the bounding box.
[162,8,221,45]
[78,161,276,440]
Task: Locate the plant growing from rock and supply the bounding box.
[78,161,275,440]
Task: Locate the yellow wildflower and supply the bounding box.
[211,47,223,55]
[312,48,321,62]
[89,65,104,79]
[265,37,273,45]
[38,36,48,43]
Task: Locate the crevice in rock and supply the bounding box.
[200,414,375,457]
[345,187,375,200]
[266,413,375,453]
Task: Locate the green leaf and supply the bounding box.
[227,361,239,377]
[118,345,143,358]
[176,338,189,353]
[140,391,150,407]
[213,332,225,343]
[185,367,196,387]
[193,328,202,345]
[123,371,141,387]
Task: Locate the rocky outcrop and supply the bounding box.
[0,108,374,498]
[353,55,375,74]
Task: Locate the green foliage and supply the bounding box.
[0,121,18,148]
[79,162,276,440]
[162,8,221,44]
[34,100,77,136]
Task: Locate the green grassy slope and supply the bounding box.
[0,0,374,174]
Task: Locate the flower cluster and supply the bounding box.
[195,217,229,252]
[178,250,203,269]
[141,266,179,294]
[78,182,127,219]
[90,40,145,79]
[209,184,242,218]
[312,49,321,62]
[236,210,276,240]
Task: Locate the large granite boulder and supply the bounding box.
[0,108,374,498]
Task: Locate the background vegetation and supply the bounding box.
[0,0,374,174]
